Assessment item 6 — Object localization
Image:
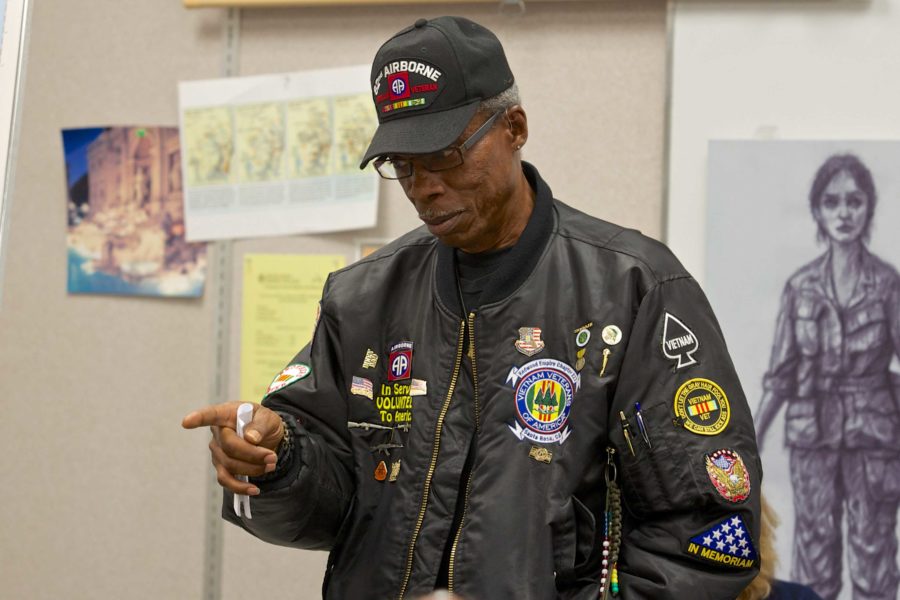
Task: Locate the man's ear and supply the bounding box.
[505,105,528,151]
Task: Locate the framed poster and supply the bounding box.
[705,140,900,600]
[62,126,207,297]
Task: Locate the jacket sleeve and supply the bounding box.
[222,281,355,551]
[609,275,762,600]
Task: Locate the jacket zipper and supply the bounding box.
[448,312,480,592]
[397,318,467,599]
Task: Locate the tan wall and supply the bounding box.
[0,1,667,598]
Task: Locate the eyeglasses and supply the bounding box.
[373,109,505,180]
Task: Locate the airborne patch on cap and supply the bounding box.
[372,59,445,117]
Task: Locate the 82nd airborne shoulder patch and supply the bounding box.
[387,341,413,381]
[685,514,757,570]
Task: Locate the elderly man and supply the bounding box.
[183,16,762,599]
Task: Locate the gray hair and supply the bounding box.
[478,83,521,113]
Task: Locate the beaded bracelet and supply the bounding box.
[600,448,622,598]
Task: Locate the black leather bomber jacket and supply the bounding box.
[223,163,762,600]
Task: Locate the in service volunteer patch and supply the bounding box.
[685,514,757,569]
[673,378,730,435]
[267,363,311,396]
[506,358,580,445]
[705,449,751,503]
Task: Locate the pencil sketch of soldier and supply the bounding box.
[755,153,900,600]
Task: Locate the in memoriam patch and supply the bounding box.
[685,514,757,570]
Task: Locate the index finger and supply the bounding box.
[182,401,243,430]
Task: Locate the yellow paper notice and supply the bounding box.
[240,253,345,402]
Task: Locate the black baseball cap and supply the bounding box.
[359,16,515,169]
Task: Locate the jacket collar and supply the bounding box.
[435,161,555,317]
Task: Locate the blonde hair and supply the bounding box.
[737,495,778,600]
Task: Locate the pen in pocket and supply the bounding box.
[634,402,652,448]
[619,410,635,456]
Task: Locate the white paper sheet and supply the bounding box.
[178,65,379,242]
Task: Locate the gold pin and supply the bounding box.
[529,445,553,464]
[599,348,611,377]
[619,411,635,456]
[389,460,402,482]
[362,348,378,369]
[573,322,593,335]
[374,460,388,481]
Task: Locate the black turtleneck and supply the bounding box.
[454,246,514,311]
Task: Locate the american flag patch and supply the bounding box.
[351,376,374,400]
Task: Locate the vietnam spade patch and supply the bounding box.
[662,312,699,370]
[685,514,757,570]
